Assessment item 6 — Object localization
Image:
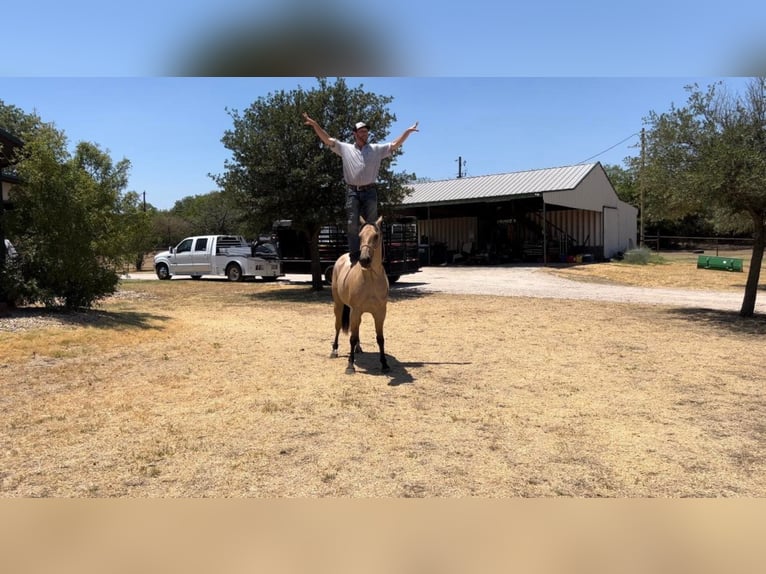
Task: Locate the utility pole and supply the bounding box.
[639,128,645,248]
[456,156,467,178]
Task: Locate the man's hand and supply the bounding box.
[303,112,334,147]
[302,112,317,127]
[390,121,420,151]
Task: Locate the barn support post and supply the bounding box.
[542,196,547,266]
[426,206,431,265]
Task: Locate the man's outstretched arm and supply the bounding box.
[302,112,335,148]
[390,121,419,152]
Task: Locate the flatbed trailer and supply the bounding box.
[274,216,421,284]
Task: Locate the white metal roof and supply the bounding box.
[402,163,600,206]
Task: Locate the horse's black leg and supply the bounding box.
[347,333,359,374]
[373,311,389,373]
[377,333,390,372]
[331,330,340,358]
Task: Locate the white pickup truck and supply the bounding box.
[154,235,282,282]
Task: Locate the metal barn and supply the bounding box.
[395,162,637,265]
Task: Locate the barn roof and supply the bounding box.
[402,162,601,207]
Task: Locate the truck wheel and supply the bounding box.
[155,264,171,280]
[226,263,243,282]
[324,265,335,285]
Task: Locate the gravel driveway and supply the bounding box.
[393,265,765,314]
[122,265,765,314]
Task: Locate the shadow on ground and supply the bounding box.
[247,280,433,304]
[666,307,766,336]
[329,349,473,387]
[1,307,170,331]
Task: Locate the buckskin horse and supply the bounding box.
[331,216,390,374]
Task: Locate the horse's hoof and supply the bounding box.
[345,366,356,375]
[330,350,338,358]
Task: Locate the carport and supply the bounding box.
[395,162,637,265]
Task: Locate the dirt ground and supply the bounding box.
[1,252,765,497]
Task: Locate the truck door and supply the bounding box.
[171,238,194,273]
[191,237,212,274]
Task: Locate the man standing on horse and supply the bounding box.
[302,112,419,263]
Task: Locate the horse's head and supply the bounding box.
[358,215,383,269]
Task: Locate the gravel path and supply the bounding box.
[393,265,766,314]
[4,266,760,332]
[119,266,765,314]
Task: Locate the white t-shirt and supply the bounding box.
[331,140,392,187]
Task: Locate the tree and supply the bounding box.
[214,77,415,289]
[604,163,638,204]
[636,78,766,317]
[170,191,248,237]
[7,124,131,308]
[151,211,194,251]
[604,162,716,242]
[118,191,156,271]
[1,102,42,305]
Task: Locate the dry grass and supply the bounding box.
[546,248,760,291]
[1,256,766,498]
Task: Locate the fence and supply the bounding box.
[642,235,754,255]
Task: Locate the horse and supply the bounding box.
[331,215,390,374]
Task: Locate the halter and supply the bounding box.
[358,222,383,269]
[359,222,380,251]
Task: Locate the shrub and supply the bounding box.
[622,247,655,265]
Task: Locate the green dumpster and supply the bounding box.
[697,255,743,272]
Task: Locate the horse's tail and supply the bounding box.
[341,304,350,333]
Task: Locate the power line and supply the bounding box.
[578,132,640,164]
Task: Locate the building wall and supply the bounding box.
[545,166,618,211]
[617,199,639,254]
[539,208,603,248]
[416,209,606,261]
[418,216,478,252]
[544,166,637,257]
[401,164,638,262]
[419,210,605,251]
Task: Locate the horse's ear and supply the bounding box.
[375,216,383,227]
[359,215,367,226]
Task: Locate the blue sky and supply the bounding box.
[2,1,764,76]
[1,77,754,210]
[1,1,763,209]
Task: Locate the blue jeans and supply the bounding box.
[346,187,378,254]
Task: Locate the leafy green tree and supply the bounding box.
[1,103,41,305]
[151,211,195,251]
[636,78,766,317]
[214,77,415,289]
[170,190,248,237]
[0,100,44,137]
[118,191,156,271]
[604,162,716,243]
[603,163,638,206]
[8,125,130,308]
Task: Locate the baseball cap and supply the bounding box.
[354,121,369,131]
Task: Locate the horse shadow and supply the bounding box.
[338,349,471,387]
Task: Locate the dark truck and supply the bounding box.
[273,216,421,284]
